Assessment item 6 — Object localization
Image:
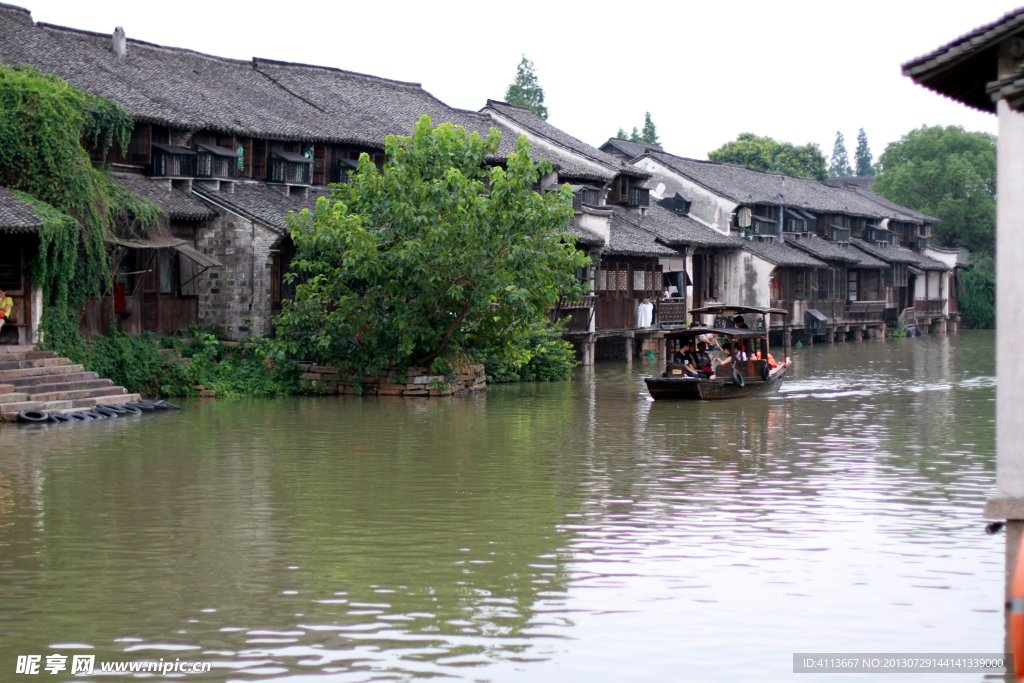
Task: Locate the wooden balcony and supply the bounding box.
[846,300,887,322]
[550,295,596,333]
[595,298,637,331]
[658,300,687,325]
[915,298,946,316]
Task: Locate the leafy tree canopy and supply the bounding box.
[271,116,589,376]
[829,131,853,177]
[873,125,996,254]
[505,54,548,120]
[614,112,660,145]
[0,65,162,349]
[708,132,828,181]
[855,128,874,176]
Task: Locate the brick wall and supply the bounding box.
[195,209,281,340]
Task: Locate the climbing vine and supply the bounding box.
[0,65,164,349]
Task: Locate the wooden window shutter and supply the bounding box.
[313,146,326,185]
[130,124,152,165]
[252,139,267,180]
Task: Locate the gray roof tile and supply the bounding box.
[600,137,664,160]
[484,100,650,181]
[851,238,949,270]
[111,173,217,221]
[0,185,42,232]
[193,182,331,233]
[612,205,740,249]
[642,152,928,223]
[741,238,827,268]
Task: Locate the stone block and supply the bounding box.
[311,365,337,374]
[429,387,454,396]
[412,375,444,385]
[300,372,322,381]
[379,384,406,392]
[325,386,338,395]
[404,389,428,396]
[342,385,362,395]
[377,388,404,396]
[193,385,205,391]
[199,389,217,397]
[406,367,423,377]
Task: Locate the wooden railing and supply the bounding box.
[550,295,595,334]
[915,298,946,316]
[658,301,687,325]
[846,300,887,322]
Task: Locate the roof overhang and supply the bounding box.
[105,236,223,268]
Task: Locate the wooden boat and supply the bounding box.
[644,305,791,401]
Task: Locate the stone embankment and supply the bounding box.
[300,364,487,396]
[0,346,140,421]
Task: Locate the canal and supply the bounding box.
[0,331,1001,681]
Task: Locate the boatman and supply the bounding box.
[0,289,11,336]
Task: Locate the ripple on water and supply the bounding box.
[0,331,1002,682]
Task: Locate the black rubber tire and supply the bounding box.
[150,401,173,411]
[157,401,182,411]
[82,410,106,420]
[120,405,143,416]
[731,367,746,388]
[126,402,156,412]
[68,412,92,421]
[137,400,160,406]
[762,364,771,382]
[660,371,666,378]
[104,404,129,414]
[49,412,73,423]
[18,409,50,423]
[93,406,119,418]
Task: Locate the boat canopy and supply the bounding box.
[661,327,768,340]
[689,304,788,317]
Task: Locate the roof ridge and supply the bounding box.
[903,6,1024,70]
[251,57,424,90]
[486,98,533,112]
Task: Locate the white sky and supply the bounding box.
[23,0,1007,164]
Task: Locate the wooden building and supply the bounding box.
[0,187,42,346]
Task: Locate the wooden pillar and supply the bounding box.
[949,318,958,333]
[626,336,634,363]
[658,338,666,361]
[853,327,863,341]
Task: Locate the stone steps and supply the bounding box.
[9,377,113,394]
[26,386,128,402]
[0,350,56,362]
[0,356,71,371]
[0,344,37,355]
[0,364,86,381]
[6,372,102,389]
[0,345,144,422]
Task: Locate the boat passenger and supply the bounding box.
[673,342,701,377]
[695,342,714,376]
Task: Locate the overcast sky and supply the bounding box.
[24,0,1008,164]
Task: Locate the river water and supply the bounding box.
[0,331,1002,682]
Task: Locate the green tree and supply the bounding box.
[615,127,628,140]
[641,112,660,145]
[0,65,162,349]
[505,54,548,120]
[829,131,853,177]
[855,128,874,176]
[873,125,996,254]
[708,132,828,181]
[271,116,589,376]
[629,126,641,142]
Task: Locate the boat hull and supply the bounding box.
[644,365,789,401]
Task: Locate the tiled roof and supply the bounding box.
[850,187,939,223]
[784,234,866,265]
[851,239,948,270]
[641,152,927,223]
[566,220,605,247]
[826,176,876,189]
[902,7,1024,113]
[0,186,42,232]
[741,238,827,268]
[611,205,740,249]
[0,3,569,174]
[600,137,664,160]
[193,182,332,234]
[483,100,650,181]
[111,173,217,221]
[604,221,678,258]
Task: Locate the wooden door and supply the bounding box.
[139,250,159,332]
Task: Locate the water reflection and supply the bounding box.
[0,331,1004,682]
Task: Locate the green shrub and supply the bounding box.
[472,318,579,383]
[960,256,995,328]
[52,330,193,397]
